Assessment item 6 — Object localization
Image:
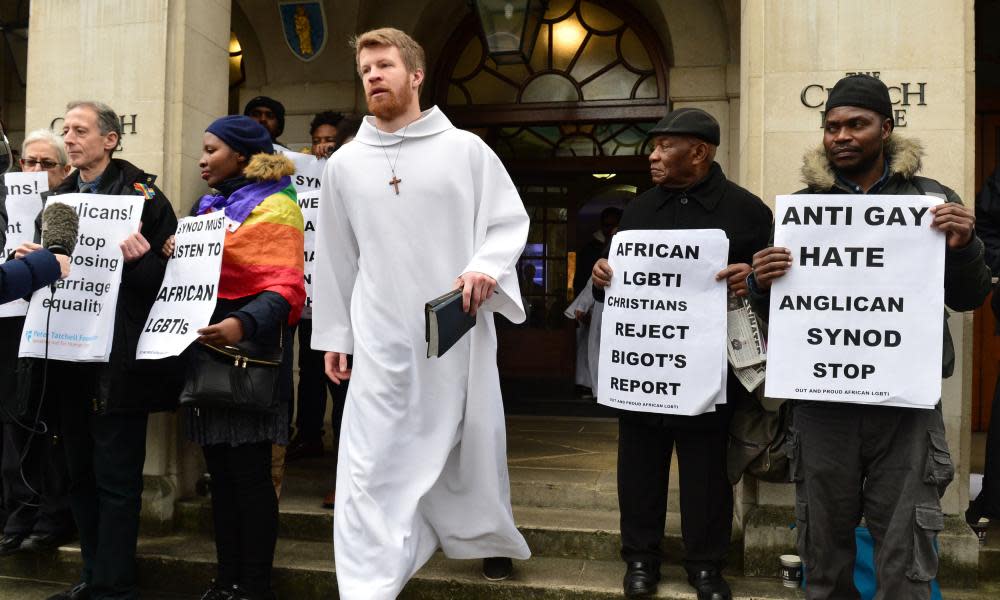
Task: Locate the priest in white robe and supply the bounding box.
[310,28,531,599]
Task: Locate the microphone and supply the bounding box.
[41,202,79,256]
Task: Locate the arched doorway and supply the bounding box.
[434,0,671,410]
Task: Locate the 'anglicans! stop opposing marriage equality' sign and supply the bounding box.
[764,195,945,409]
[19,194,143,362]
[598,229,729,416]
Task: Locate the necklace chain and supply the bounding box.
[375,123,409,180]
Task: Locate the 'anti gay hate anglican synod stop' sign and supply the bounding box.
[764,195,945,409]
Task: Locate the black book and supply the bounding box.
[425,288,476,358]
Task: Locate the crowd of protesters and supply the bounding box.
[0,29,997,600]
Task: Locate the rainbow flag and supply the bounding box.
[216,181,306,324]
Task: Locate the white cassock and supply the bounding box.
[311,106,532,599]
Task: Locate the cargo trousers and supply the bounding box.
[790,401,954,600]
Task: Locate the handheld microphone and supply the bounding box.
[41,202,79,256]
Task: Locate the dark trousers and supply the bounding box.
[54,361,148,600]
[791,402,952,600]
[617,417,733,570]
[203,441,278,596]
[281,326,295,431]
[294,319,347,443]
[1,421,73,536]
[970,371,1000,520]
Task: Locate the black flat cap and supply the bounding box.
[826,74,894,124]
[647,108,720,146]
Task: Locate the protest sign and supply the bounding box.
[280,149,326,193]
[298,190,320,319]
[281,150,324,318]
[764,195,945,408]
[136,212,226,359]
[18,194,142,361]
[598,229,729,416]
[0,172,48,318]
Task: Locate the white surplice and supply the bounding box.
[311,106,531,599]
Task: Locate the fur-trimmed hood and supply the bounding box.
[800,134,924,190]
[243,152,295,182]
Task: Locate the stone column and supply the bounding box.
[24,0,232,529]
[738,0,978,585]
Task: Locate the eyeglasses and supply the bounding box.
[20,158,61,169]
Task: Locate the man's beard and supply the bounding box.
[367,85,412,122]
[826,141,883,177]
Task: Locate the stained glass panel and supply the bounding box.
[578,1,623,33]
[444,0,660,108]
[569,33,618,83]
[465,70,518,104]
[521,73,579,103]
[581,63,640,101]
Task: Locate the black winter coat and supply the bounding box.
[598,162,773,429]
[46,158,182,413]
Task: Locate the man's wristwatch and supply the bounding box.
[746,271,765,296]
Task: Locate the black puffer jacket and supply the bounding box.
[46,158,182,413]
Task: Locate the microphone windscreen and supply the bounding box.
[41,202,79,256]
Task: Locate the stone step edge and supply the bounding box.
[3,536,994,600]
[176,497,733,538]
[0,536,797,600]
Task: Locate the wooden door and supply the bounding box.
[972,114,1000,431]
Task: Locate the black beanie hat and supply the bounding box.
[206,115,274,158]
[243,96,286,139]
[826,75,894,125]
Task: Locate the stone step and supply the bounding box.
[282,416,672,513]
[174,497,744,568]
[977,520,1000,581]
[282,460,676,513]
[0,535,803,599]
[3,537,998,600]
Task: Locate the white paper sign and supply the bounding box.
[764,195,945,408]
[18,194,143,361]
[598,229,730,415]
[281,149,326,193]
[298,190,320,319]
[136,212,226,359]
[1,172,48,318]
[281,149,324,318]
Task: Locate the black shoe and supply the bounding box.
[286,435,324,461]
[45,582,89,600]
[21,530,75,552]
[687,569,732,600]
[0,533,26,555]
[482,556,513,581]
[199,581,235,600]
[228,584,275,600]
[623,561,659,597]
